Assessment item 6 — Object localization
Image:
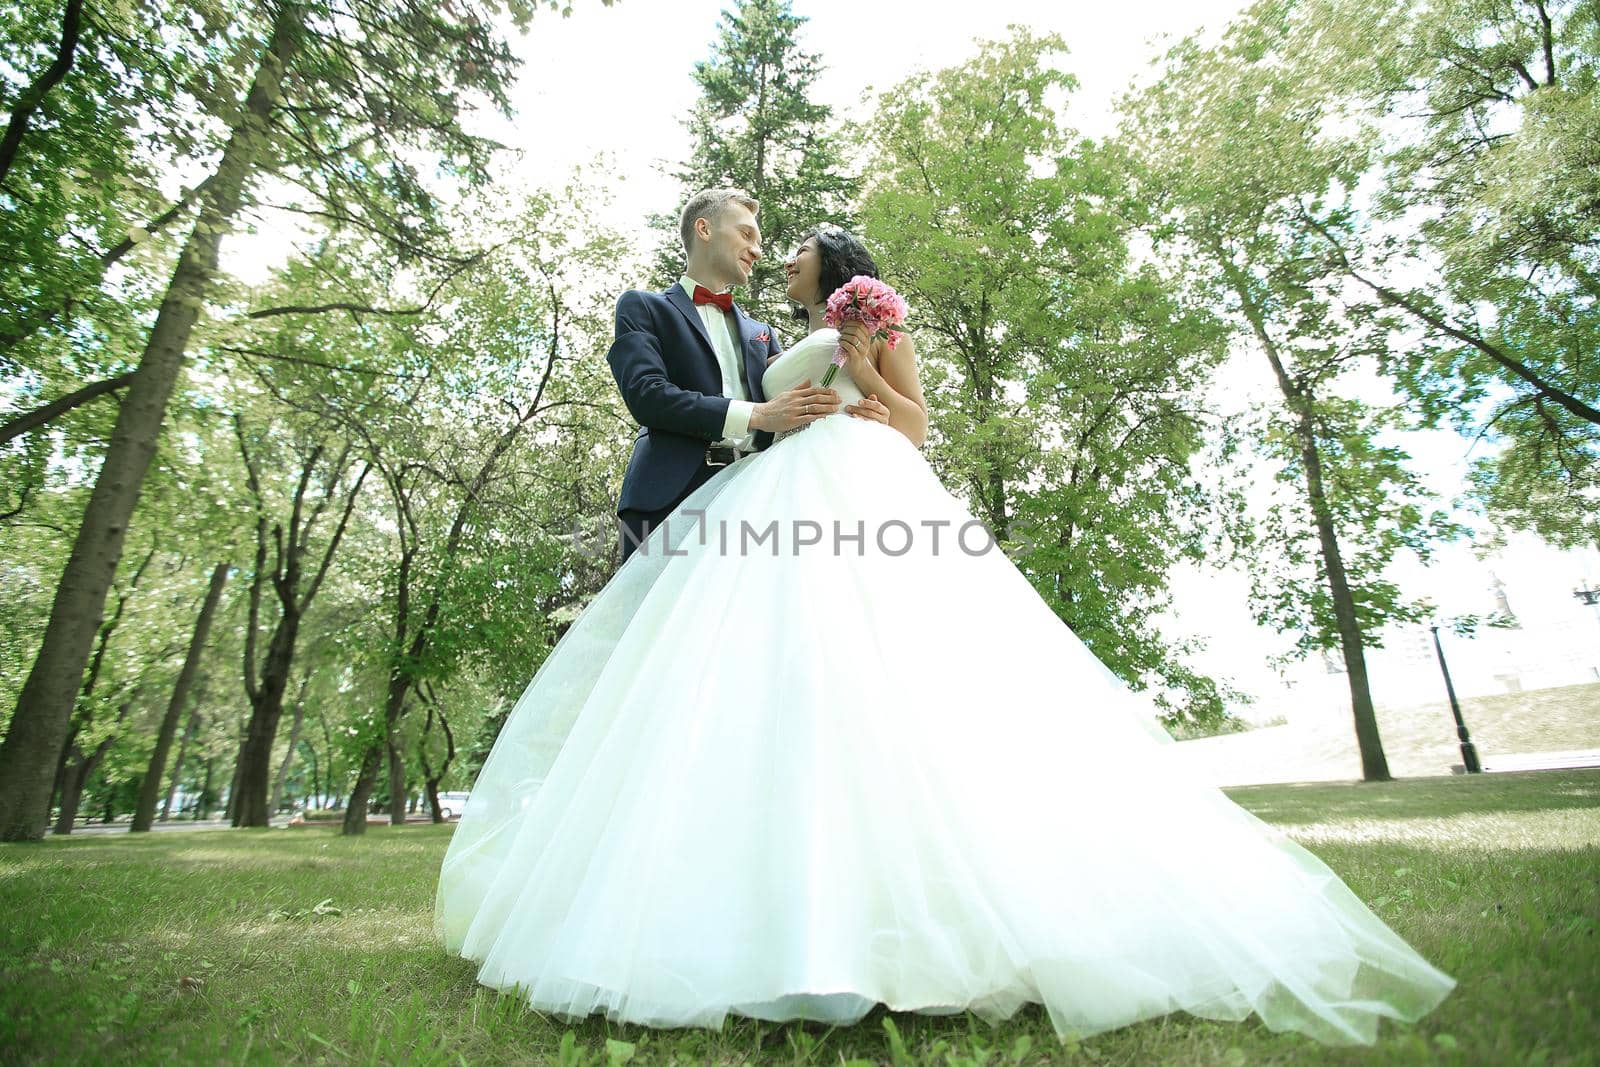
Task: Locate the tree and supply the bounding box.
[0,0,217,372]
[131,561,230,832]
[415,681,457,823]
[0,0,85,188]
[0,0,574,841]
[269,671,311,816]
[858,31,1238,724]
[1127,0,1466,779]
[159,693,203,821]
[0,6,301,841]
[653,0,856,328]
[230,413,370,828]
[49,542,170,832]
[327,188,627,834]
[1284,0,1600,546]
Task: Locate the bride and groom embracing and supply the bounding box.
[432,188,1456,1045]
[607,186,930,564]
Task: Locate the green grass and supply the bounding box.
[2,771,1597,1066]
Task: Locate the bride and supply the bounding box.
[433,227,1456,1046]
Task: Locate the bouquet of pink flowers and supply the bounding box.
[821,275,909,388]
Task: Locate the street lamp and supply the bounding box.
[1575,585,1600,680]
[1428,623,1482,774]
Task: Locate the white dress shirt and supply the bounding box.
[679,273,756,452]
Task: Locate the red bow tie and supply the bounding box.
[692,285,734,313]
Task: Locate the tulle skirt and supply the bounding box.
[433,413,1455,1045]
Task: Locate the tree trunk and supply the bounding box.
[53,758,88,833]
[1293,405,1391,781]
[133,562,228,831]
[345,667,412,834]
[160,706,200,821]
[1233,262,1394,783]
[417,687,456,825]
[224,711,248,822]
[316,706,336,809]
[425,779,442,823]
[52,694,134,834]
[386,715,407,826]
[340,744,383,835]
[195,756,215,821]
[233,430,368,828]
[382,675,409,825]
[234,617,302,826]
[301,737,321,811]
[49,725,78,823]
[0,7,303,841]
[269,673,310,815]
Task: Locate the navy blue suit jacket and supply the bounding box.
[606,283,783,514]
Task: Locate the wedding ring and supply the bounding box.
[805,404,811,414]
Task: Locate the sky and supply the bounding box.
[480,0,1249,236]
[233,0,1600,719]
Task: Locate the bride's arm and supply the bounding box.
[844,328,929,448]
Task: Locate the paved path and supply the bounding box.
[51,814,454,836]
[1472,748,1600,773]
[58,817,293,835]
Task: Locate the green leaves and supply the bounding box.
[654,0,858,325]
[860,29,1236,727]
[1302,0,1600,545]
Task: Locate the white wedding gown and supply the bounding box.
[433,328,1455,1045]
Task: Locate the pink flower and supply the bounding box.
[820,276,909,387]
[754,331,770,343]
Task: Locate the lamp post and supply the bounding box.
[1429,623,1482,774]
[1576,586,1600,679]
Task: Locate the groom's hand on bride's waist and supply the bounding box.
[750,380,840,433]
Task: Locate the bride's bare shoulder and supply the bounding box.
[876,330,918,363]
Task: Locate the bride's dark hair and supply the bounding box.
[790,225,880,324]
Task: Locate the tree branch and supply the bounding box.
[0,371,134,446]
[215,343,427,381]
[0,175,213,355]
[233,413,269,705]
[246,245,487,320]
[1299,209,1600,426]
[0,0,83,187]
[302,459,370,608]
[1533,0,1557,85]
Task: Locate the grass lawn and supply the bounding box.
[2,770,1597,1066]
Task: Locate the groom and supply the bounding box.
[606,188,840,562]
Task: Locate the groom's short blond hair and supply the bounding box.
[680,188,760,255]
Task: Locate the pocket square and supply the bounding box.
[753,331,770,343]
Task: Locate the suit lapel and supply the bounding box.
[664,283,719,370]
[666,283,768,402]
[731,305,761,401]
